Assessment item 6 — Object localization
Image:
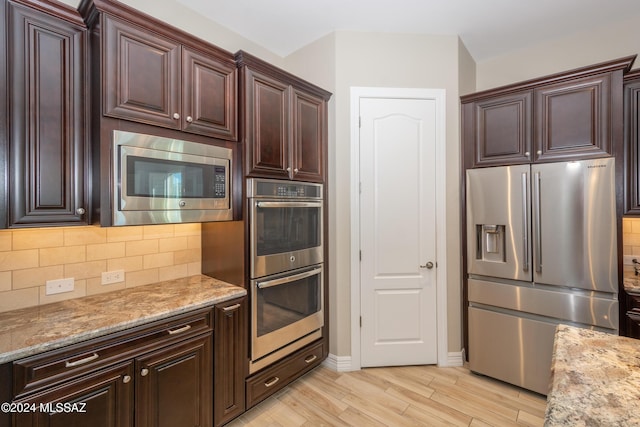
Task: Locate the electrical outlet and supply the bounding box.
[46,278,75,295]
[102,270,125,285]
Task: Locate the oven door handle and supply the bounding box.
[256,201,322,209]
[257,267,322,289]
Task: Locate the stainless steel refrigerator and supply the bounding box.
[466,157,618,395]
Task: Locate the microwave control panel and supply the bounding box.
[213,165,226,198]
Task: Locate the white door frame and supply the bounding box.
[349,87,448,370]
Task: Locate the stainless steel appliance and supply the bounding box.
[248,178,324,373]
[112,130,233,225]
[466,158,618,395]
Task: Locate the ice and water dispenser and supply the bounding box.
[475,224,506,263]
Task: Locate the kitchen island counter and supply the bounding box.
[545,324,640,426]
[0,275,245,364]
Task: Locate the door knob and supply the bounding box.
[420,261,434,269]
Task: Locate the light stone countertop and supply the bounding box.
[544,324,640,426]
[624,274,640,295]
[0,275,246,364]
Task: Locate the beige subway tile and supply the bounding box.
[126,269,159,288]
[631,218,640,234]
[13,266,64,289]
[39,280,87,305]
[143,224,175,240]
[158,237,189,253]
[0,272,11,292]
[107,226,144,242]
[143,252,174,269]
[187,235,202,249]
[0,231,11,251]
[65,260,107,280]
[86,276,126,296]
[174,223,201,237]
[108,256,143,272]
[40,246,85,267]
[13,228,64,250]
[188,261,202,277]
[87,242,126,261]
[174,248,200,265]
[0,249,39,272]
[623,218,633,234]
[0,287,39,312]
[64,227,107,246]
[158,264,189,281]
[126,239,158,256]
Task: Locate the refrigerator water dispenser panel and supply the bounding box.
[476,224,506,263]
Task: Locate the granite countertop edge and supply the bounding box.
[0,275,246,364]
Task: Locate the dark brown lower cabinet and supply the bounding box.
[626,292,640,339]
[13,362,134,427]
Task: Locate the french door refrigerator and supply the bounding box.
[466,157,618,395]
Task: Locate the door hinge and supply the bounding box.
[359,250,362,261]
[360,316,362,327]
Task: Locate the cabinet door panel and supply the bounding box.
[135,334,212,427]
[103,15,180,128]
[292,90,325,182]
[626,79,640,214]
[8,2,88,226]
[245,69,290,179]
[183,48,237,140]
[472,91,532,166]
[13,363,133,427]
[535,74,612,161]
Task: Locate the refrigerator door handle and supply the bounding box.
[533,171,542,273]
[521,172,529,272]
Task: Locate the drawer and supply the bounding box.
[246,340,323,408]
[14,307,212,397]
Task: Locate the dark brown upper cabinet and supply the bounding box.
[237,51,331,183]
[624,69,640,215]
[101,13,237,141]
[4,0,90,228]
[462,56,635,169]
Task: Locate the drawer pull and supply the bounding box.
[64,352,99,368]
[122,375,131,384]
[141,368,149,377]
[264,377,279,387]
[222,303,241,312]
[304,355,318,364]
[167,324,191,335]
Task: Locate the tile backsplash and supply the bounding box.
[0,223,201,313]
[624,217,640,259]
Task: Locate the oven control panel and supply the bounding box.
[248,178,322,199]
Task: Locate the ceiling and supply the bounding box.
[175,0,640,61]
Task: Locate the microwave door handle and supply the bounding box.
[257,267,322,289]
[256,201,322,209]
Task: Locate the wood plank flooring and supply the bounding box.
[228,365,547,426]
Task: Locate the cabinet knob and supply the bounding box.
[537,150,542,155]
[173,113,180,120]
[286,167,291,172]
[524,152,530,157]
[140,368,149,377]
[294,168,299,173]
[76,207,85,215]
[122,375,131,384]
[186,116,193,123]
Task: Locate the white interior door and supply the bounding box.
[359,97,438,367]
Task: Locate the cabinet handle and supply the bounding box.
[173,112,180,120]
[304,354,317,364]
[627,311,640,322]
[64,352,99,368]
[524,152,530,157]
[76,207,85,215]
[264,377,279,387]
[286,167,291,172]
[222,303,241,312]
[186,116,193,123]
[140,368,149,377]
[167,324,191,335]
[294,168,299,173]
[536,150,542,155]
[122,375,131,384]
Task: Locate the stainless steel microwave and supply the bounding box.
[112,130,233,226]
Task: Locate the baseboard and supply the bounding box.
[443,350,465,367]
[323,353,354,371]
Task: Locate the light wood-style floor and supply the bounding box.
[228,365,547,427]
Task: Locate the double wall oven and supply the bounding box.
[248,178,324,373]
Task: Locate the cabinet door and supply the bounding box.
[182,47,237,140]
[291,89,326,182]
[7,2,89,226]
[625,79,640,214]
[214,298,247,426]
[244,68,291,179]
[103,15,181,129]
[534,73,612,162]
[135,334,212,427]
[470,91,532,167]
[13,362,133,427]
